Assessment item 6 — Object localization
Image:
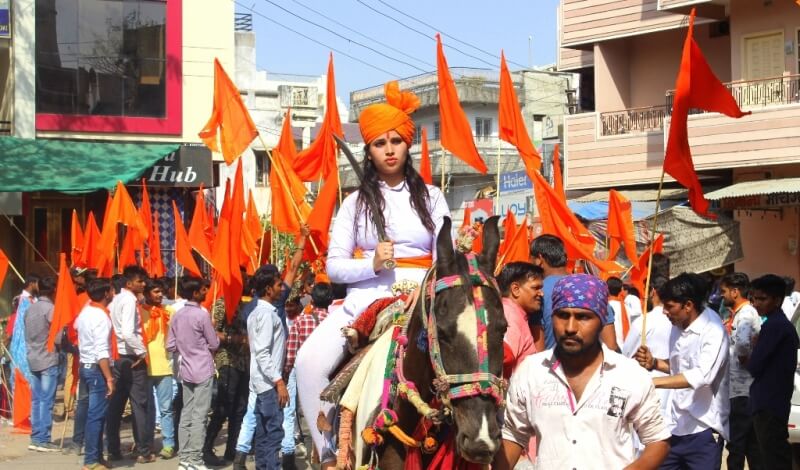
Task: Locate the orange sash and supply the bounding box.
[142,304,169,344]
[352,249,433,269]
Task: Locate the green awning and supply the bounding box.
[0,137,180,192]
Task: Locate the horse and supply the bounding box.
[350,216,508,469]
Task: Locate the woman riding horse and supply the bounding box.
[295,81,449,468]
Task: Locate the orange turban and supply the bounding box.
[358,81,420,145]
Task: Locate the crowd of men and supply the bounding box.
[3,232,800,470]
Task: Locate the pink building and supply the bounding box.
[558,0,800,281]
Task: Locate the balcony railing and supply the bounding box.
[667,74,800,115]
[600,105,667,136]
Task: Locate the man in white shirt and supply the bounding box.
[636,272,730,470]
[247,266,289,469]
[106,265,154,463]
[623,283,644,323]
[494,274,670,470]
[781,276,800,320]
[720,273,763,470]
[74,278,116,470]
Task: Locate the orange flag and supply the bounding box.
[498,51,541,174]
[419,127,433,184]
[70,210,84,266]
[606,190,638,263]
[0,249,9,291]
[436,34,488,174]
[498,209,517,257]
[532,170,621,274]
[172,201,201,277]
[304,174,339,260]
[47,253,81,352]
[462,206,473,229]
[629,234,665,297]
[292,54,343,181]
[79,212,101,268]
[225,163,246,319]
[271,148,312,233]
[189,185,214,265]
[246,191,264,246]
[140,181,166,277]
[552,144,565,202]
[12,369,31,431]
[664,9,748,218]
[96,182,147,273]
[199,58,258,165]
[211,216,233,285]
[500,216,530,268]
[277,108,298,162]
[118,230,139,270]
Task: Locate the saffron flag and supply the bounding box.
[224,162,246,320]
[629,234,665,298]
[172,201,202,277]
[96,182,147,274]
[419,127,433,184]
[47,253,81,352]
[189,184,214,265]
[79,212,101,268]
[552,144,565,202]
[246,191,264,247]
[0,249,9,290]
[606,190,638,263]
[436,34,488,174]
[462,206,473,230]
[292,54,343,181]
[498,51,541,174]
[211,216,232,285]
[498,209,516,258]
[199,58,258,165]
[271,148,312,234]
[12,368,31,431]
[277,108,298,162]
[304,174,339,261]
[499,216,530,269]
[70,210,84,266]
[140,181,166,277]
[664,9,748,218]
[118,230,139,270]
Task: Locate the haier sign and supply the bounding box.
[499,170,532,194]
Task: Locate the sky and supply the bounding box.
[235,0,561,105]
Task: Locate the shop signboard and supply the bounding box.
[464,198,494,223]
[0,1,9,39]
[144,144,213,187]
[718,193,800,210]
[499,170,532,194]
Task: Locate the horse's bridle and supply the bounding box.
[421,252,507,408]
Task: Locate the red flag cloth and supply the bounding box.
[189,184,214,265]
[277,108,298,162]
[436,34,488,174]
[292,54,343,181]
[419,127,433,184]
[606,189,638,263]
[501,216,531,267]
[664,9,748,218]
[629,234,665,298]
[462,206,473,230]
[303,174,338,261]
[499,51,541,174]
[271,148,312,233]
[552,143,565,202]
[259,230,272,266]
[70,210,84,266]
[79,212,101,269]
[498,209,516,258]
[0,249,9,291]
[199,58,258,165]
[12,369,31,432]
[47,253,81,352]
[172,201,202,277]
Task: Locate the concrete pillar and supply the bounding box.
[12,0,35,138]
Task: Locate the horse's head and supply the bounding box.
[429,216,507,464]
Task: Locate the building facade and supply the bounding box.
[557,0,800,280]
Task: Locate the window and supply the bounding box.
[433,121,440,140]
[743,31,784,80]
[475,117,491,142]
[254,150,269,187]
[412,124,422,145]
[35,0,182,134]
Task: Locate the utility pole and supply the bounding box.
[528,36,533,69]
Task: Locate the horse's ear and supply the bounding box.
[479,216,501,275]
[436,216,455,274]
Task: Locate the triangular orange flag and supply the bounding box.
[462,206,473,229]
[172,201,202,277]
[246,191,264,247]
[277,108,298,162]
[47,253,81,352]
[606,190,638,263]
[140,181,165,277]
[499,216,530,269]
[189,184,214,265]
[271,148,312,233]
[199,58,258,165]
[211,216,232,285]
[118,230,139,270]
[96,182,147,273]
[225,163,246,319]
[499,51,541,174]
[303,174,338,261]
[293,54,343,181]
[664,9,748,218]
[436,34,488,174]
[70,210,84,267]
[12,369,31,431]
[498,209,517,257]
[79,212,101,269]
[419,127,433,184]
[629,234,665,297]
[0,249,9,291]
[552,144,565,202]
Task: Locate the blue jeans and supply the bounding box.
[151,375,176,448]
[80,364,108,466]
[30,365,59,444]
[236,390,256,453]
[281,369,297,455]
[72,377,88,446]
[661,429,724,470]
[254,389,283,470]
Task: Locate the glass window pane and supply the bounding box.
[36,0,79,114]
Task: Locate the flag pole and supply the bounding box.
[640,167,667,348]
[336,148,343,206]
[5,256,24,283]
[0,211,57,274]
[495,138,502,212]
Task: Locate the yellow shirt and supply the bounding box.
[142,304,173,376]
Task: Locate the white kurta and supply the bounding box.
[296,180,450,462]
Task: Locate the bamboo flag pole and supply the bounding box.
[640,167,667,348]
[5,255,24,283]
